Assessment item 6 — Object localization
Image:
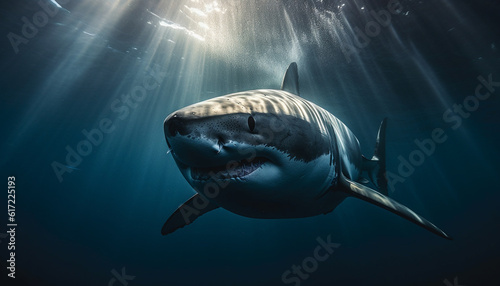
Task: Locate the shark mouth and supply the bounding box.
[191,157,268,181]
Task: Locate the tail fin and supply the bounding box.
[362,118,388,195]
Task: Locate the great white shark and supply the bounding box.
[161,63,451,240]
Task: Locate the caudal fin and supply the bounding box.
[361,118,388,195]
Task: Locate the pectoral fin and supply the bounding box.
[161,194,219,236]
[340,173,452,240]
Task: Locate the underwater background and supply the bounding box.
[0,0,499,285]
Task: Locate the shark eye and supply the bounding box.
[248,116,256,132]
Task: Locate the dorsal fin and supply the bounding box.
[280,62,300,96]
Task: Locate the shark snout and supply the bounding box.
[164,112,229,167]
[165,114,189,138]
[164,109,248,151]
[164,107,274,169]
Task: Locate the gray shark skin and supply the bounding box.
[162,63,451,240]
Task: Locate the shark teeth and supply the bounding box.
[191,157,267,181]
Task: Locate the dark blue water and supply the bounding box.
[1,0,499,285]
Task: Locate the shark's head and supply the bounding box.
[164,89,337,218]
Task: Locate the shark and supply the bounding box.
[161,62,451,240]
